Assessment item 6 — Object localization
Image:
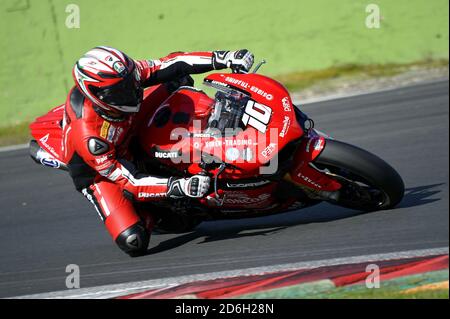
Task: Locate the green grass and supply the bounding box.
[0,0,448,145]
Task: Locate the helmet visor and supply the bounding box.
[91,71,143,111]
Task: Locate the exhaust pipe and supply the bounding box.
[29,140,68,171]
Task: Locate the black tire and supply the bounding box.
[314,139,404,211]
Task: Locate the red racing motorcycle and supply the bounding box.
[29,61,405,233]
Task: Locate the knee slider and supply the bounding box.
[115,222,150,256]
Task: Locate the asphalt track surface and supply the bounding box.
[0,80,448,298]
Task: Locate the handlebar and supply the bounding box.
[231,65,248,74]
[231,59,267,74]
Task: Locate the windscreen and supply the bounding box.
[203,81,251,136]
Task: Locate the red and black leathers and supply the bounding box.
[62,51,226,254]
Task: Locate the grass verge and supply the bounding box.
[275,58,449,91]
[0,122,31,147]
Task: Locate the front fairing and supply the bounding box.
[141,73,304,178]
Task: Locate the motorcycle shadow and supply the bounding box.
[397,183,444,209]
[145,183,443,255]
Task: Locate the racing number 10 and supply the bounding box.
[242,100,272,133]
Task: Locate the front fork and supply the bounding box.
[284,130,341,200]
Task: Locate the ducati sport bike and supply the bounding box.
[29,61,405,233]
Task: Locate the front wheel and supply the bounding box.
[314,139,404,211]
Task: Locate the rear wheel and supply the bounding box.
[314,139,404,211]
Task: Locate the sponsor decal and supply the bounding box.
[154,151,179,159]
[40,134,49,143]
[226,180,271,188]
[282,97,292,112]
[138,192,166,199]
[113,61,126,74]
[225,139,253,147]
[314,139,324,151]
[261,143,277,158]
[250,86,273,100]
[225,148,240,161]
[112,127,124,144]
[106,126,116,143]
[101,122,124,144]
[100,121,110,139]
[297,172,322,189]
[242,100,272,133]
[210,80,229,87]
[192,133,214,138]
[205,140,222,148]
[225,193,271,204]
[204,139,254,148]
[105,55,114,62]
[279,116,291,138]
[95,155,109,164]
[82,189,105,221]
[40,157,60,169]
[102,123,122,144]
[39,133,59,158]
[225,76,249,89]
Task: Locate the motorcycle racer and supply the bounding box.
[63,46,254,256]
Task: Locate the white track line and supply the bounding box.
[0,143,28,153]
[10,246,448,299]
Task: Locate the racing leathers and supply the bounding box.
[62,50,253,256]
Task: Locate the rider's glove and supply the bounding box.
[167,175,211,199]
[213,49,254,72]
